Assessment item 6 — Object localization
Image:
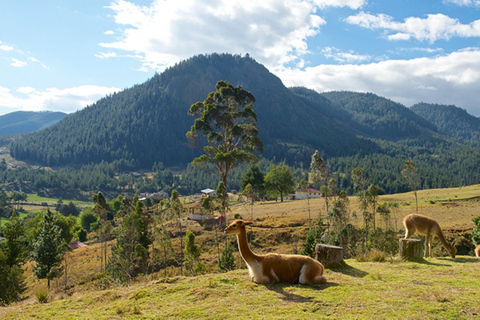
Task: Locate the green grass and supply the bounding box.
[1,194,91,226]
[2,257,479,319]
[24,193,92,206]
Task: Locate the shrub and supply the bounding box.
[183,229,204,276]
[218,240,236,272]
[472,215,480,246]
[35,286,50,304]
[79,210,97,231]
[76,228,88,242]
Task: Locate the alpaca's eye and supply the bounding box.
[232,224,237,227]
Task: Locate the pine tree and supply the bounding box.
[0,210,27,304]
[108,201,152,282]
[218,240,236,272]
[240,165,265,198]
[303,214,325,258]
[32,210,64,288]
[183,229,204,276]
[1,210,26,267]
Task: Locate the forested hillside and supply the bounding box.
[7,54,480,196]
[9,54,373,169]
[321,91,437,140]
[0,111,66,136]
[411,103,480,141]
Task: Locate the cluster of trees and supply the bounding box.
[0,207,83,304]
[4,139,480,203]
[0,211,27,304]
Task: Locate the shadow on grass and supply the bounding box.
[264,281,338,302]
[405,258,451,266]
[438,256,479,264]
[326,261,368,278]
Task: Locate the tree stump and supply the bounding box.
[399,238,423,260]
[315,244,344,267]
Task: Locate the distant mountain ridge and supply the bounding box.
[8,53,480,175]
[322,91,438,141]
[411,103,480,141]
[0,111,67,136]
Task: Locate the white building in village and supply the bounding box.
[201,188,216,198]
[294,187,322,200]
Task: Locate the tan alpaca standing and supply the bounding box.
[475,245,480,258]
[403,214,457,258]
[225,219,326,284]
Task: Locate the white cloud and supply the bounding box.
[406,47,444,53]
[28,57,48,69]
[0,44,14,51]
[0,85,121,115]
[322,47,371,63]
[100,0,345,72]
[312,0,366,9]
[11,58,27,67]
[17,86,36,94]
[104,30,115,35]
[346,12,480,42]
[443,0,480,7]
[275,48,480,116]
[95,51,118,59]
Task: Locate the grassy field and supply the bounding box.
[1,184,480,319]
[229,184,480,233]
[23,193,92,207]
[0,194,91,227]
[1,257,479,319]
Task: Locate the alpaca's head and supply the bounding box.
[449,244,457,258]
[225,219,252,235]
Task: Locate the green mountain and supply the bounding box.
[321,91,437,141]
[0,111,66,136]
[10,54,378,169]
[411,103,480,141]
[8,54,480,195]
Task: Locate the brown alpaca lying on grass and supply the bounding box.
[403,213,457,258]
[475,245,480,258]
[225,219,326,284]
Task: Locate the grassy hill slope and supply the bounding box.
[2,184,480,319]
[1,257,479,319]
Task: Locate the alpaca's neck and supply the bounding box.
[236,229,260,263]
[435,228,451,250]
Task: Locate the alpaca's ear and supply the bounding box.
[243,221,253,225]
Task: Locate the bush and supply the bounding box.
[76,228,88,242]
[368,228,399,257]
[79,210,97,230]
[35,286,50,304]
[472,215,480,246]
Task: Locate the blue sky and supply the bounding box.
[1,0,480,116]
